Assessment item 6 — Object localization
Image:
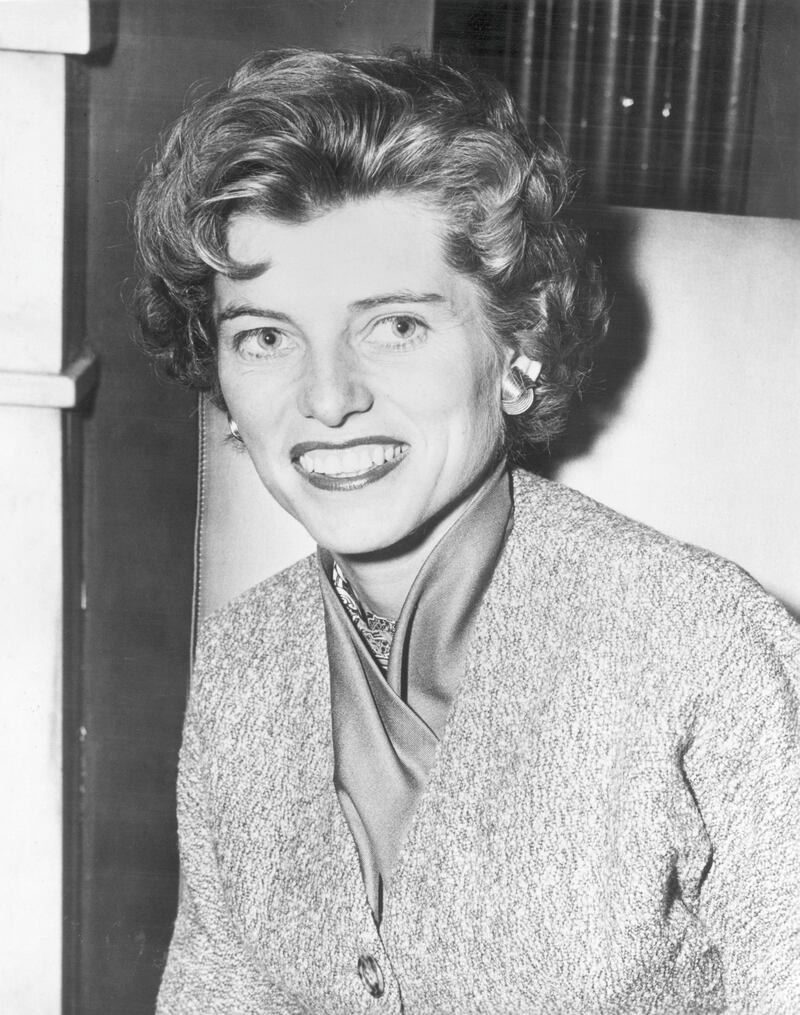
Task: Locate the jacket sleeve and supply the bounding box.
[156,682,308,1015]
[686,587,800,1013]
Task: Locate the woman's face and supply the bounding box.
[215,194,509,557]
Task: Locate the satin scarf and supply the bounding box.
[318,461,513,919]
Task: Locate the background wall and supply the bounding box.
[75,2,433,1013]
[434,0,800,219]
[746,0,800,218]
[0,15,102,1013]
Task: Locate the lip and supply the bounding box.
[292,447,407,492]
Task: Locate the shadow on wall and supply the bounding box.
[524,207,651,478]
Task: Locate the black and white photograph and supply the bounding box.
[1,1,798,1012]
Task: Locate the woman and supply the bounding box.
[135,50,799,1013]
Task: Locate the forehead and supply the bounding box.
[216,195,474,312]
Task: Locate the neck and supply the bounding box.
[334,462,504,619]
[335,538,436,620]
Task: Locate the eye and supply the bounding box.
[233,327,295,360]
[366,314,428,349]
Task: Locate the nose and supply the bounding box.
[297,345,374,427]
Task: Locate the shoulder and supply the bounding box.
[198,553,320,646]
[510,468,758,608]
[513,467,717,561]
[192,553,324,702]
[508,468,799,666]
[506,468,800,714]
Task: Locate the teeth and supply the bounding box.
[298,444,405,476]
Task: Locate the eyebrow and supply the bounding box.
[349,291,445,311]
[215,291,446,327]
[215,304,293,326]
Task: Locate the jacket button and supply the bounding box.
[357,953,385,998]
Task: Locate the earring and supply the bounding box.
[227,414,243,442]
[501,354,542,416]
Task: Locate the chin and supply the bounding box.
[300,500,417,555]
[311,523,407,558]
[283,480,409,551]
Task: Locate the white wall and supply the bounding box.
[0,42,68,1013]
[0,4,105,1010]
[558,209,800,616]
[0,404,63,1013]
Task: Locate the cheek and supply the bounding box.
[428,359,503,460]
[217,359,246,414]
[218,378,289,471]
[220,366,279,425]
[462,351,503,431]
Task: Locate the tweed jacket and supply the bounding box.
[157,470,800,1014]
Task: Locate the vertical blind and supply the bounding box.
[434,0,764,212]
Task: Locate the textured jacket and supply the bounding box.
[157,470,800,1014]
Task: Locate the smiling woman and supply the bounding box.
[134,50,800,1014]
[214,197,504,580]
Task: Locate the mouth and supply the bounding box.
[291,438,409,491]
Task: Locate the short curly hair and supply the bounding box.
[134,49,607,458]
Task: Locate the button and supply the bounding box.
[357,953,385,998]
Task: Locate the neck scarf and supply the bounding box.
[318,460,513,919]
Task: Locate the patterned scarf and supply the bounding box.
[331,561,396,674]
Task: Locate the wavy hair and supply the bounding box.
[133,49,607,457]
